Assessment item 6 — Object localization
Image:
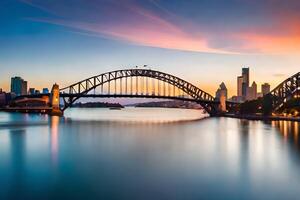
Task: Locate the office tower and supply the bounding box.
[246,81,257,100]
[22,81,27,95]
[261,83,270,95]
[237,76,243,97]
[242,67,249,86]
[11,76,27,96]
[251,81,257,100]
[241,67,249,97]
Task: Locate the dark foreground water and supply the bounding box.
[0,108,300,200]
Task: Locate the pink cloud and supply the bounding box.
[22,0,300,54]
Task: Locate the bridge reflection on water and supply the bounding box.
[1,109,300,199]
[272,120,299,147]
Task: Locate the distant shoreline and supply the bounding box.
[71,102,124,108]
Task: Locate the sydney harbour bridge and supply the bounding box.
[15,68,300,116]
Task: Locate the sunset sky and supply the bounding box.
[1,0,300,97]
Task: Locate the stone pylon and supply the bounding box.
[50,83,63,116]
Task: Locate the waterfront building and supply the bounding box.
[0,91,15,106]
[0,91,5,106]
[42,88,49,94]
[29,88,35,95]
[11,76,27,96]
[261,83,271,96]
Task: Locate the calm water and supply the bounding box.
[0,108,300,200]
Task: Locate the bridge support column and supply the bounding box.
[50,83,63,116]
[219,94,227,112]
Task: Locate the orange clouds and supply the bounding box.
[23,0,300,55]
[236,33,300,54]
[235,15,300,54]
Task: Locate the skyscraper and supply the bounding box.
[261,83,271,95]
[237,76,243,97]
[246,81,257,100]
[252,81,257,99]
[11,76,27,96]
[242,67,249,97]
[22,81,27,95]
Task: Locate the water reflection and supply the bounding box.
[50,116,59,166]
[272,120,300,150]
[1,109,300,199]
[9,129,26,199]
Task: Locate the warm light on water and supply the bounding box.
[0,108,300,199]
[64,107,208,123]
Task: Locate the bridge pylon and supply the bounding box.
[50,83,63,116]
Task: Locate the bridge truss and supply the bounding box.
[59,69,219,114]
[270,72,300,110]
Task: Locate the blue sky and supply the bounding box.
[1,0,300,96]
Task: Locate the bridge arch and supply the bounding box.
[59,68,218,114]
[270,72,300,110]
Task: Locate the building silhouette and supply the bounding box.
[29,88,35,95]
[261,83,271,96]
[11,77,27,96]
[241,67,249,97]
[246,81,257,100]
[215,82,227,112]
[237,76,243,97]
[42,88,49,94]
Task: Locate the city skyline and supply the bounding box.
[1,0,300,96]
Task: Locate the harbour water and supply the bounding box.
[0,108,300,199]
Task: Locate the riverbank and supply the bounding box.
[223,113,300,122]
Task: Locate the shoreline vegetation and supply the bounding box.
[128,100,203,109]
[71,102,124,108]
[71,100,202,109]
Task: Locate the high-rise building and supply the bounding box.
[251,81,257,99]
[237,76,243,97]
[261,83,270,96]
[242,67,249,97]
[11,76,27,96]
[242,67,249,86]
[246,81,257,100]
[22,81,27,95]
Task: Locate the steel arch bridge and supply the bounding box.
[269,72,300,110]
[59,68,220,114]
